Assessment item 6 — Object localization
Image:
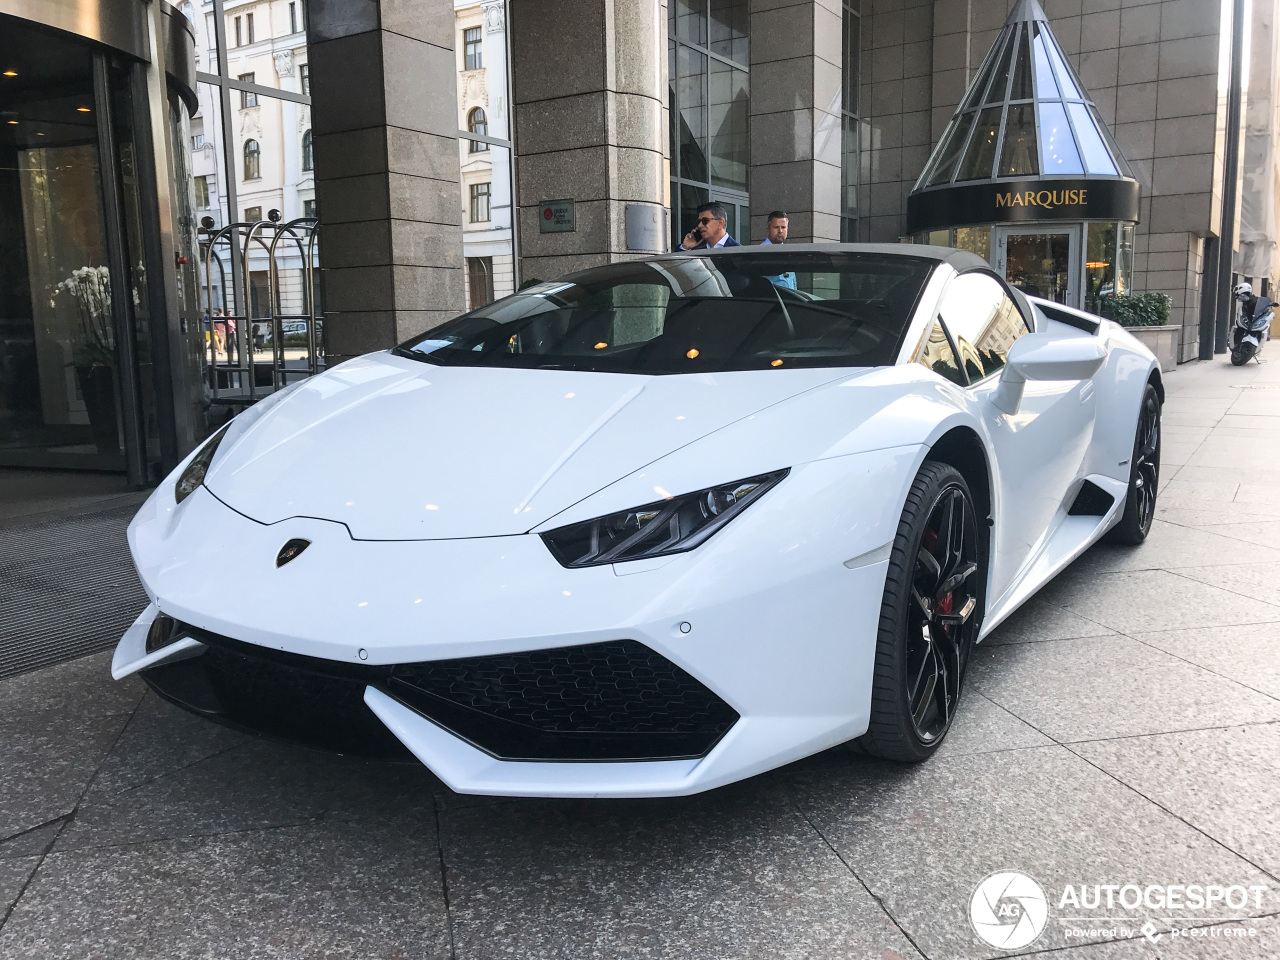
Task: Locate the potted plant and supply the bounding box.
[1097,292,1178,372]
[57,265,120,455]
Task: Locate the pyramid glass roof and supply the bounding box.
[912,0,1131,193]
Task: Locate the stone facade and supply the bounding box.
[509,0,668,281]
[746,0,845,243]
[854,0,1232,361]
[297,0,1273,366]
[308,0,467,365]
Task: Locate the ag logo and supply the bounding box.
[276,538,311,567]
[970,871,1048,950]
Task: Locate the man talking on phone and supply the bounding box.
[680,202,741,250]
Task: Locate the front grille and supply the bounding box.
[143,627,739,763]
[142,627,409,759]
[387,639,739,761]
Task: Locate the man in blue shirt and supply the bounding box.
[760,210,797,289]
[680,202,741,250]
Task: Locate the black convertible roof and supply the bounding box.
[683,242,989,272]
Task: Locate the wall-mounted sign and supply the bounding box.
[907,178,1140,233]
[539,199,575,233]
[624,204,664,252]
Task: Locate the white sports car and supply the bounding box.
[112,245,1161,797]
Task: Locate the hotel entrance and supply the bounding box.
[906,2,1140,316]
[0,5,204,481]
[995,225,1078,305]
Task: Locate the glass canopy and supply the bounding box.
[914,0,1131,190]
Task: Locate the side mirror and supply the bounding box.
[991,334,1107,414]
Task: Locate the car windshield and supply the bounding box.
[395,251,935,374]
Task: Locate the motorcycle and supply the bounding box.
[1230,282,1274,366]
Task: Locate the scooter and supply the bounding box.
[1230,282,1274,366]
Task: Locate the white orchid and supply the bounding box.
[56,264,116,369]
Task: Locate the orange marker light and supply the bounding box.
[2,71,17,77]
[770,358,784,367]
[594,341,608,350]
[686,348,699,359]
[76,106,91,113]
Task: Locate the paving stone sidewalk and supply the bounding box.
[2,359,1279,959]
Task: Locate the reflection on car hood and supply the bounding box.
[203,352,858,540]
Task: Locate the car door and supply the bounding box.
[936,272,1096,603]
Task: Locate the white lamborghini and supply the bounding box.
[112,245,1161,797]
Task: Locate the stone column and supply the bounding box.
[308,0,465,365]
[510,0,667,281]
[747,0,843,243]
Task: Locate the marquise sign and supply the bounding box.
[907,178,1140,233]
[995,187,1090,210]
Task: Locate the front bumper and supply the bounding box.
[117,446,918,797]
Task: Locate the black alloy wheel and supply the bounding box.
[859,461,984,761]
[1106,382,1161,544]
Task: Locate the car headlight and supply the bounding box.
[174,425,231,503]
[541,469,789,568]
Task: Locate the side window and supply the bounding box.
[917,320,966,387]
[938,272,1028,384]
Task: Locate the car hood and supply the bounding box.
[203,352,860,540]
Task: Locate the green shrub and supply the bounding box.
[1097,292,1172,327]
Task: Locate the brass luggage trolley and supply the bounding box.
[198,214,323,405]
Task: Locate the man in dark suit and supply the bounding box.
[679,202,741,250]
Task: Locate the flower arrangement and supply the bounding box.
[56,265,116,369]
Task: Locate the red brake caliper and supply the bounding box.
[922,528,953,614]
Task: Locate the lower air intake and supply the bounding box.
[142,627,408,758]
[387,639,739,761]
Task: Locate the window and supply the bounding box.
[243,139,260,180]
[192,133,205,149]
[194,175,210,208]
[301,129,313,171]
[840,0,860,240]
[398,252,935,374]
[299,63,309,95]
[467,257,494,310]
[239,74,257,109]
[246,11,255,44]
[290,2,298,33]
[244,206,263,222]
[917,321,965,387]
[234,15,241,46]
[668,0,750,248]
[469,182,490,222]
[937,273,1028,384]
[464,27,482,70]
[303,198,316,218]
[467,107,488,152]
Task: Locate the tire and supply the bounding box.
[1105,382,1161,545]
[857,461,985,762]
[1231,345,1252,366]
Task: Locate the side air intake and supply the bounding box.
[1067,479,1116,517]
